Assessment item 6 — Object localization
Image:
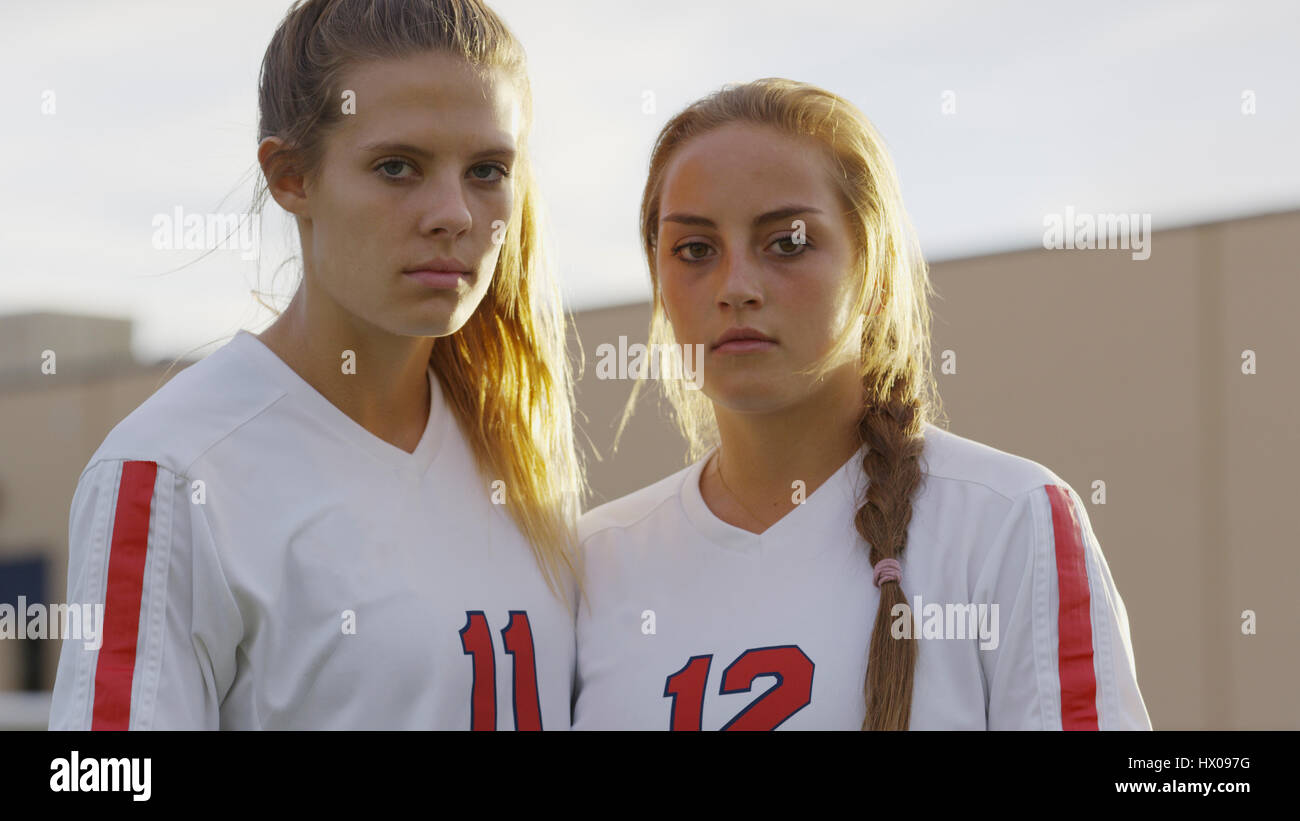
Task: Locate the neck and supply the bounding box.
[256,280,434,454]
[705,369,865,533]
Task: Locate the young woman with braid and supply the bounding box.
[571,79,1151,730]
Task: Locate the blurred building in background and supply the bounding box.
[2,208,1296,729]
[0,313,198,728]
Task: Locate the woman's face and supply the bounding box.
[285,50,521,338]
[656,123,864,413]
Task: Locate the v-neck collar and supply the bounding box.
[230,330,447,479]
[680,444,866,555]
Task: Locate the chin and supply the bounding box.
[380,310,462,339]
[703,376,789,414]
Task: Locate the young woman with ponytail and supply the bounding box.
[50,0,582,729]
[572,78,1150,730]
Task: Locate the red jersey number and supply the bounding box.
[664,645,814,730]
[459,610,543,731]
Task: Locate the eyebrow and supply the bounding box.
[358,140,517,161]
[660,204,823,230]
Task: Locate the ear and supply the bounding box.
[258,136,310,218]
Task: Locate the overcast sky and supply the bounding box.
[2,0,1297,361]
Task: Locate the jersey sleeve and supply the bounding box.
[978,482,1152,730]
[48,459,243,730]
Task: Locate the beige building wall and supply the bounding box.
[0,314,193,699]
[1219,215,1298,730]
[1,209,1296,729]
[567,209,1300,731]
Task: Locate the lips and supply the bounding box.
[403,256,470,274]
[403,256,472,290]
[711,326,777,350]
[405,270,465,289]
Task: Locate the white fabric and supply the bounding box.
[573,424,1151,730]
[49,331,574,730]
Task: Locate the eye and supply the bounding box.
[469,163,509,182]
[669,241,715,263]
[769,234,811,256]
[375,158,416,181]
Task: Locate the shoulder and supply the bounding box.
[577,460,700,545]
[83,332,287,482]
[915,424,1087,568]
[918,422,1070,504]
[917,424,1100,594]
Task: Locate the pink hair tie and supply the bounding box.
[873,557,901,588]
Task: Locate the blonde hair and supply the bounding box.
[254,0,585,605]
[626,78,947,729]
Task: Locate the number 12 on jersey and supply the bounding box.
[459,610,542,731]
[663,644,814,730]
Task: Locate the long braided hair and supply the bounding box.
[623,78,946,729]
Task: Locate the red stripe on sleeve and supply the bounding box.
[1044,484,1099,730]
[92,460,158,731]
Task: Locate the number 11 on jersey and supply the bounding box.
[459,610,543,731]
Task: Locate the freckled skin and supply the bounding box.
[265,50,522,339]
[656,123,878,532]
[254,51,524,449]
[656,123,864,414]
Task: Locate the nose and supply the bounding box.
[716,248,763,310]
[416,170,473,238]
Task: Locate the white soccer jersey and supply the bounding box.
[49,330,575,730]
[573,424,1151,730]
